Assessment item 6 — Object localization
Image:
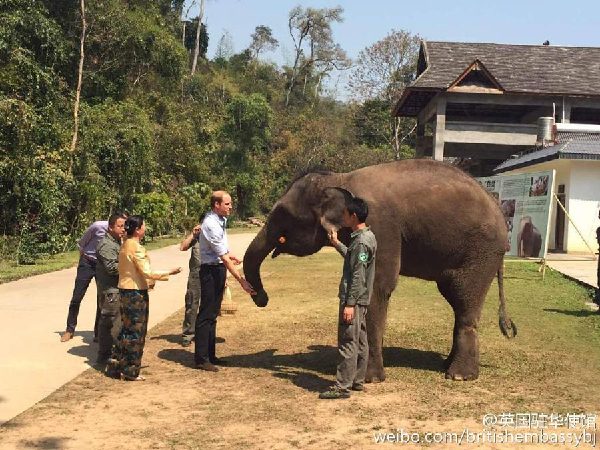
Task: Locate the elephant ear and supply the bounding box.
[319,187,354,231]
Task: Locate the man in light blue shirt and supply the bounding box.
[194,191,255,372]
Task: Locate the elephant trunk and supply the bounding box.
[243,226,274,307]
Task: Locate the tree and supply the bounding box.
[349,29,421,158]
[249,25,278,59]
[221,93,272,217]
[285,5,349,107]
[215,30,234,61]
[69,0,86,168]
[190,0,205,75]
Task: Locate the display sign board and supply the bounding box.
[477,170,555,259]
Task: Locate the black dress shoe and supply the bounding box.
[195,362,219,372]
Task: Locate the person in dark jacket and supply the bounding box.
[95,212,126,364]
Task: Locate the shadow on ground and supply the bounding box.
[53,330,95,345]
[150,334,225,344]
[157,345,447,392]
[18,436,70,449]
[59,330,98,368]
[544,308,599,318]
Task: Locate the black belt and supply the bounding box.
[201,263,223,267]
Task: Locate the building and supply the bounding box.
[394,40,600,253]
[394,41,600,175]
[495,124,600,254]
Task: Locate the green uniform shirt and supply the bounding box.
[189,238,201,273]
[335,227,377,306]
[96,233,121,294]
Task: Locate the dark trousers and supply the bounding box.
[182,273,201,343]
[109,289,149,379]
[66,256,101,336]
[194,264,226,365]
[335,303,369,392]
[97,291,122,363]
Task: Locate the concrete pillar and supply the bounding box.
[433,97,446,161]
[415,120,425,158]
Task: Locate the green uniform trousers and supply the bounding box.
[182,273,201,344]
[335,303,368,392]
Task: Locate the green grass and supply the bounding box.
[257,251,600,418]
[2,248,598,449]
[0,228,257,284]
[0,236,182,284]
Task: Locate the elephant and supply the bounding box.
[243,159,517,382]
[517,216,542,257]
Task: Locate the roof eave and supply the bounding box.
[393,87,441,117]
[495,150,600,173]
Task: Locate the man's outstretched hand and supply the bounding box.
[239,278,257,296]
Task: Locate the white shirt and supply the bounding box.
[198,211,228,264]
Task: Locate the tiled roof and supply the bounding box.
[395,41,600,116]
[494,139,600,172]
[414,41,600,95]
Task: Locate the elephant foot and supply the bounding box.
[442,354,454,371]
[445,359,479,381]
[365,363,386,384]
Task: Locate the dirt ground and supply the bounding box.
[1,251,599,449]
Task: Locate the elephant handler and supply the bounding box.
[194,191,256,372]
[320,197,377,400]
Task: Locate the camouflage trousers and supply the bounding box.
[97,291,122,364]
[108,289,149,379]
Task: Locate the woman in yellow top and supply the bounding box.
[107,215,181,381]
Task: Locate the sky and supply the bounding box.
[183,0,600,98]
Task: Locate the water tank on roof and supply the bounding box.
[536,116,555,147]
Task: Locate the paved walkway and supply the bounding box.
[0,233,257,425]
[546,253,599,289]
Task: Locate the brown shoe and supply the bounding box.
[60,331,73,342]
[195,362,219,372]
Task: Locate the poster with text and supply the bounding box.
[477,170,555,259]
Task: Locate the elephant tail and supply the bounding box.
[497,264,517,338]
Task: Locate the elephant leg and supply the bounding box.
[442,319,458,371]
[364,245,400,383]
[365,289,390,383]
[445,311,482,381]
[437,268,494,381]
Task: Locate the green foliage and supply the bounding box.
[77,100,155,206]
[134,191,172,237]
[224,93,272,154]
[0,2,415,265]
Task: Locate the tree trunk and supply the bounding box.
[69,0,86,169]
[182,21,186,47]
[393,117,400,160]
[190,0,205,75]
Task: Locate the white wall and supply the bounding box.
[504,159,600,254]
[567,161,600,253]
